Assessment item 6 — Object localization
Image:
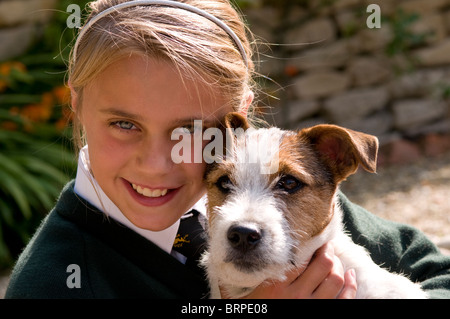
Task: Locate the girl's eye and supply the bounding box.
[275,175,305,194]
[181,123,206,135]
[177,120,208,135]
[182,125,196,134]
[172,126,194,136]
[112,121,137,131]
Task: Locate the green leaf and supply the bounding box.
[0,199,14,227]
[0,169,31,219]
[0,109,25,124]
[0,219,13,266]
[1,154,55,210]
[10,67,34,84]
[15,155,69,184]
[0,94,42,105]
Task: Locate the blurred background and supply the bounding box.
[1,0,449,296]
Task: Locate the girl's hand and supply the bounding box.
[236,242,357,299]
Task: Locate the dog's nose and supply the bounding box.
[227,225,262,252]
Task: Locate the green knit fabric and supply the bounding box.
[6,181,208,299]
[339,192,450,298]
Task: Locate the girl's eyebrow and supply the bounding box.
[171,117,218,127]
[101,108,219,126]
[100,108,144,121]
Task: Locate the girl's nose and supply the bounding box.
[135,137,175,175]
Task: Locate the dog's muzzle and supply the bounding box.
[224,223,267,273]
[227,224,262,252]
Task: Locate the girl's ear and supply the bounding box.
[239,91,254,118]
[68,80,78,112]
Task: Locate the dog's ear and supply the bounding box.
[204,112,249,178]
[301,124,378,182]
[221,112,250,153]
[223,112,250,131]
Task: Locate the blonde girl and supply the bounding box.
[6,0,450,299]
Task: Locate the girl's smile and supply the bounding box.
[130,182,170,198]
[79,55,231,231]
[123,178,181,207]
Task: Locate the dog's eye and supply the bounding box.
[275,175,304,193]
[215,175,233,193]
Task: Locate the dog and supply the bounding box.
[200,112,427,299]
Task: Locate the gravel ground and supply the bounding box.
[1,151,449,298]
[341,150,450,254]
[0,272,9,299]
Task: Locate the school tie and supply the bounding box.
[172,209,207,275]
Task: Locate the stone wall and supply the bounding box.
[244,0,450,164]
[0,0,57,61]
[1,0,449,164]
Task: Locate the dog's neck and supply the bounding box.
[291,192,344,267]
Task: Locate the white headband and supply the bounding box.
[72,0,249,67]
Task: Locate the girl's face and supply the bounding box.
[79,56,231,231]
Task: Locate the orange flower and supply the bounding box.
[0,64,8,75]
[21,104,44,122]
[0,61,27,92]
[62,105,74,121]
[55,118,68,131]
[55,105,74,130]
[0,61,26,75]
[21,92,54,122]
[52,85,71,105]
[0,121,18,131]
[40,92,54,108]
[0,80,7,92]
[9,107,20,115]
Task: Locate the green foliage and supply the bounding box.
[0,0,89,268]
[385,9,430,57]
[0,128,75,267]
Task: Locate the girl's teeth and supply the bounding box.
[132,184,168,198]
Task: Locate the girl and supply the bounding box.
[6,0,450,299]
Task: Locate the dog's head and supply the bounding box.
[203,112,378,295]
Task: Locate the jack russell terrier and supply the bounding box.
[200,112,427,299]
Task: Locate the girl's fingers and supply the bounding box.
[290,243,340,298]
[237,242,358,299]
[310,253,345,298]
[337,269,358,299]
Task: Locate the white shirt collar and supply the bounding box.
[73,145,206,254]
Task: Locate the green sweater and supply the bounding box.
[6,181,450,298]
[6,181,208,298]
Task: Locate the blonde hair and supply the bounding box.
[69,0,257,152]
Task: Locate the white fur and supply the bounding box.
[202,188,293,297]
[201,127,427,299]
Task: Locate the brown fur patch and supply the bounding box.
[275,133,337,245]
[204,160,235,229]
